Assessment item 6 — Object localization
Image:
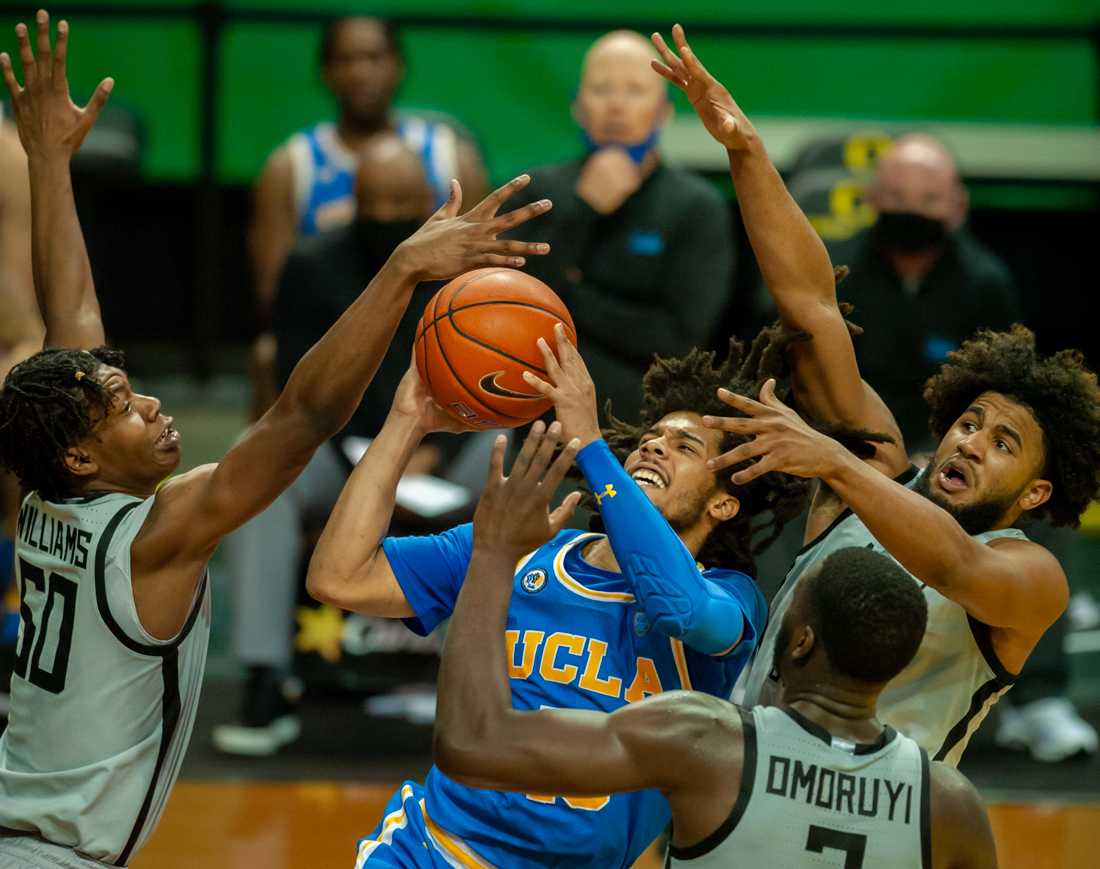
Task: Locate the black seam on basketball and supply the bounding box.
[447,283,554,375]
[432,304,526,421]
[422,299,574,335]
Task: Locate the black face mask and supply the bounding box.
[873,210,950,254]
[356,217,423,262]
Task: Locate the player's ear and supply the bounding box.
[707,491,739,523]
[1017,477,1052,513]
[63,446,99,479]
[790,625,815,664]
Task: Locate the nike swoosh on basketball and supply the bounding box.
[478,371,544,400]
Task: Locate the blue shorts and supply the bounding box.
[355,780,495,868]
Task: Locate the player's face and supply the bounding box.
[575,38,668,147]
[75,366,181,495]
[322,19,402,125]
[919,391,1050,534]
[623,412,731,531]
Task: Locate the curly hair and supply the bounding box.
[0,346,125,501]
[923,324,1100,528]
[594,326,814,576]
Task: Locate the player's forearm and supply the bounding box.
[26,155,104,349]
[727,141,836,319]
[578,440,744,654]
[433,545,519,775]
[275,256,417,444]
[823,451,981,594]
[306,410,425,603]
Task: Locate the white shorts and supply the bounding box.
[0,837,108,869]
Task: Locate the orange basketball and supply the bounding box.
[414,268,577,429]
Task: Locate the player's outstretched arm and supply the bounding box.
[306,361,468,616]
[434,426,741,847]
[134,179,552,581]
[524,325,756,656]
[707,380,1067,641]
[651,25,905,473]
[929,763,999,869]
[1,12,112,350]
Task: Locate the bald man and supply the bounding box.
[828,133,1022,450]
[213,134,462,756]
[508,30,733,420]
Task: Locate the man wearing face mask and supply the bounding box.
[825,133,1022,451]
[212,134,460,756]
[509,30,734,421]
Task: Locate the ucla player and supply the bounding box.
[648,26,1100,762]
[309,322,811,864]
[433,442,997,869]
[0,13,550,865]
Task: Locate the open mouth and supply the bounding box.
[937,459,970,493]
[631,466,667,489]
[156,420,179,447]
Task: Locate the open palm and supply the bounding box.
[651,24,757,152]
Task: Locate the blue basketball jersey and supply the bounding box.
[381,525,767,868]
[286,117,460,237]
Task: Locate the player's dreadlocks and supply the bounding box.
[923,324,1100,528]
[0,346,125,501]
[594,325,817,576]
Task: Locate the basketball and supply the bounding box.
[414,268,577,429]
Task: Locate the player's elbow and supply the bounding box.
[433,724,492,783]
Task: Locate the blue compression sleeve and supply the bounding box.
[576,439,748,655]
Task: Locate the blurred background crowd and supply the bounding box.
[0,0,1097,805]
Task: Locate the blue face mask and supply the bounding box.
[580,125,662,164]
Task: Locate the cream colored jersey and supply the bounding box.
[0,491,210,866]
[669,705,929,868]
[743,467,1024,766]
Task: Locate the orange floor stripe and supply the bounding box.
[132,781,1100,869]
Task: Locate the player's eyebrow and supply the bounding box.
[677,429,708,448]
[994,423,1023,451]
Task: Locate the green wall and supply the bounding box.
[1,1,1097,183]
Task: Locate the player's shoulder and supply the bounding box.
[928,760,985,824]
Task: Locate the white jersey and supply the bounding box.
[744,466,1024,766]
[0,491,210,865]
[670,706,929,868]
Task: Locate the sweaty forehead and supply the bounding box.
[95,365,128,387]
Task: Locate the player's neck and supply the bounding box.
[81,477,156,499]
[581,536,621,573]
[783,689,885,745]
[337,114,396,148]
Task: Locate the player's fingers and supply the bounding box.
[51,19,67,87]
[701,413,755,435]
[486,239,550,256]
[0,54,22,100]
[521,370,555,397]
[650,33,690,82]
[528,421,563,481]
[473,253,527,269]
[83,77,113,124]
[757,377,786,409]
[732,455,777,487]
[34,10,50,77]
[650,59,688,91]
[486,432,507,485]
[510,419,546,479]
[542,437,581,492]
[709,439,768,474]
[535,337,565,385]
[553,323,585,369]
[671,23,711,81]
[549,490,583,535]
[715,386,765,415]
[431,178,462,221]
[470,173,530,219]
[15,24,36,86]
[490,197,552,234]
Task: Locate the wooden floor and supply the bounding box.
[132,781,1100,868]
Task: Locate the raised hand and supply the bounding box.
[523,322,601,449]
[391,358,475,435]
[650,24,757,153]
[0,11,113,161]
[473,421,582,556]
[392,174,552,282]
[702,378,846,484]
